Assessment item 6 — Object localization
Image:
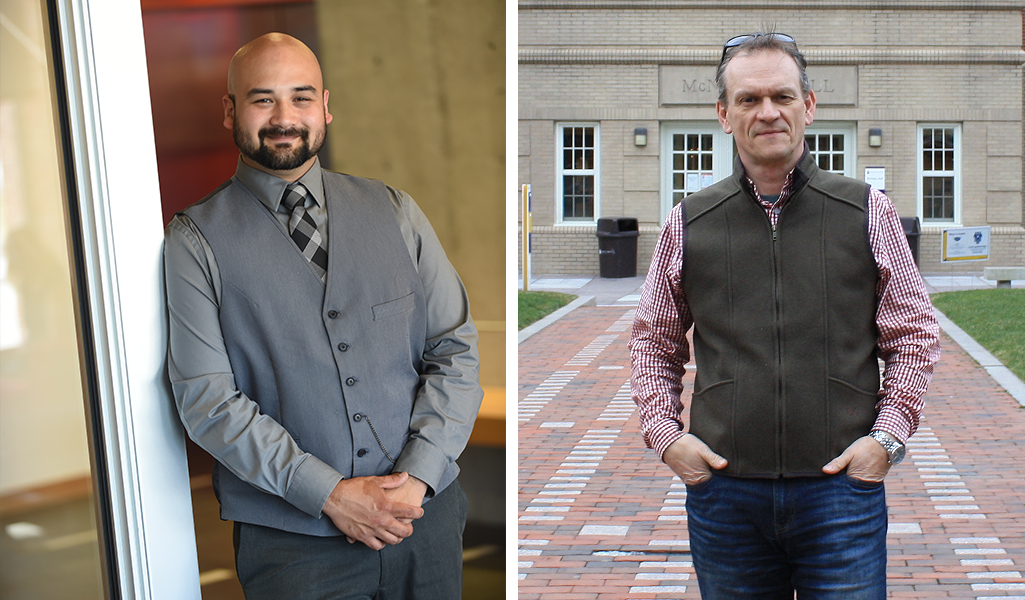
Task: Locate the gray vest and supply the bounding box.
[682,153,880,477]
[184,171,449,536]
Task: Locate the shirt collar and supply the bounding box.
[737,146,812,207]
[233,157,326,213]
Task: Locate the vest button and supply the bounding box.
[327,310,339,319]
[345,377,357,386]
[353,413,362,422]
[357,448,368,458]
[337,342,349,352]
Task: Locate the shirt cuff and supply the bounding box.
[392,437,448,497]
[872,406,914,444]
[648,419,687,461]
[282,454,344,518]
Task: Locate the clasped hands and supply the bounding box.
[321,471,428,551]
[663,433,890,485]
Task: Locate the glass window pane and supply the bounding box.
[0,2,106,598]
[702,154,712,170]
[701,135,712,151]
[674,135,683,151]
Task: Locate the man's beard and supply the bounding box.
[234,123,324,172]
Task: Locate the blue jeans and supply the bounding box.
[685,474,887,600]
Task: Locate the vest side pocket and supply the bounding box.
[826,377,880,461]
[689,379,736,469]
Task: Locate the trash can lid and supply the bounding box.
[597,217,639,233]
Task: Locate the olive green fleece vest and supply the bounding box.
[682,153,880,477]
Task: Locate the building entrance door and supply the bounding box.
[661,124,733,223]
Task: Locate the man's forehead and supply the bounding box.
[228,41,323,94]
[724,51,803,95]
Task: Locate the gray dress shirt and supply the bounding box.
[164,157,482,518]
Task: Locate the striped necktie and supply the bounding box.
[281,182,328,283]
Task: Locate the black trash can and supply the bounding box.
[596,217,639,278]
[900,216,920,266]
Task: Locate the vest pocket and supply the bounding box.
[689,379,735,463]
[372,292,416,320]
[827,377,880,458]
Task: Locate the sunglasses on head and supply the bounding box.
[721,33,796,61]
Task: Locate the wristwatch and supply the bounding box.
[869,430,906,465]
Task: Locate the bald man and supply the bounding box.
[164,33,483,599]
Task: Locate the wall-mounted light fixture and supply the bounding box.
[634,127,648,147]
[868,128,883,148]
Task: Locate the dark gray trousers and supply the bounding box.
[233,480,467,600]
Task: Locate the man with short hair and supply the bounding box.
[630,33,940,598]
[164,32,483,599]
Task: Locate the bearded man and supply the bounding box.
[163,33,483,599]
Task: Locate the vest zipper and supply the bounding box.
[770,211,785,475]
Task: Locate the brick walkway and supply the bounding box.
[518,305,1025,599]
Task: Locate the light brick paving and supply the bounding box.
[519,305,1025,599]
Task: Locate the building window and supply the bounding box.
[805,132,846,174]
[557,123,598,222]
[804,124,855,177]
[671,133,715,205]
[918,125,960,223]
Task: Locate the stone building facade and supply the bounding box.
[518,1,1025,277]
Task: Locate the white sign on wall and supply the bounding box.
[864,167,886,191]
[941,226,991,262]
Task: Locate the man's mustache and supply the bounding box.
[259,126,309,142]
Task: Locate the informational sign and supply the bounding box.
[864,167,885,191]
[941,226,991,262]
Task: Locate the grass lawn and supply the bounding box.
[931,289,1025,381]
[518,290,577,330]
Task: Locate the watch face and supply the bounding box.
[891,444,906,465]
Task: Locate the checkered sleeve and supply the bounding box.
[869,189,941,443]
[629,204,693,459]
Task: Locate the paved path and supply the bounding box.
[517,300,1025,599]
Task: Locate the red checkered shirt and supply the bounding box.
[629,174,941,460]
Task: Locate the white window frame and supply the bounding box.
[660,123,733,224]
[804,123,856,178]
[51,0,200,597]
[555,122,600,224]
[917,123,962,226]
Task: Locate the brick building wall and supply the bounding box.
[519,1,1025,277]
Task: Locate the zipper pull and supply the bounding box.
[772,222,778,241]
